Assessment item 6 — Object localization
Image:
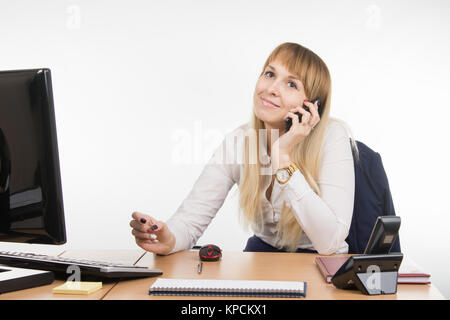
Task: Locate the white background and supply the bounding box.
[1,0,449,299]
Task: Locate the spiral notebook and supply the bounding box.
[149,278,307,298]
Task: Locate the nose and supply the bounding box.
[267,80,281,96]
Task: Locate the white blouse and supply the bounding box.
[165,120,355,255]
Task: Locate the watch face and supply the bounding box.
[276,169,290,182]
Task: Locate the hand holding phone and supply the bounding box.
[285,97,322,132]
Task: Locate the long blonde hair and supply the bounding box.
[238,42,334,252]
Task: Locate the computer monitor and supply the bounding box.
[0,68,66,245]
[0,68,66,293]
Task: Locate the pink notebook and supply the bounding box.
[315,256,431,284]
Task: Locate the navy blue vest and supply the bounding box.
[346,140,401,254]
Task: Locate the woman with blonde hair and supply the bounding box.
[130,42,355,255]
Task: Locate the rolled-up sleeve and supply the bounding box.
[273,122,355,255]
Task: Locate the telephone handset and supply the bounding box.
[285,97,322,132]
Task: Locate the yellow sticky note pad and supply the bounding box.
[52,281,102,295]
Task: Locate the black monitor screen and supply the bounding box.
[0,68,66,244]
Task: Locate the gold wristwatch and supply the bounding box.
[275,163,299,184]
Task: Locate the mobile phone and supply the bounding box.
[285,97,322,132]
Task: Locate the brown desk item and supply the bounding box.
[0,249,144,300]
[104,250,445,300]
[316,256,349,283]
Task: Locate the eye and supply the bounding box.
[264,71,274,78]
[288,81,297,89]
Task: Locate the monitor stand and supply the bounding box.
[0,265,54,294]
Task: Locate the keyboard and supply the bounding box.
[0,251,163,279]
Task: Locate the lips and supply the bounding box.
[261,97,280,108]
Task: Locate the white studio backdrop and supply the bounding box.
[1,0,449,299]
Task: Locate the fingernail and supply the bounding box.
[151,224,158,230]
[140,218,147,224]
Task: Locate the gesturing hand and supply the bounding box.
[130,211,176,255]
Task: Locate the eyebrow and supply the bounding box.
[266,64,300,82]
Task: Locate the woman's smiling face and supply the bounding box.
[253,59,308,130]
